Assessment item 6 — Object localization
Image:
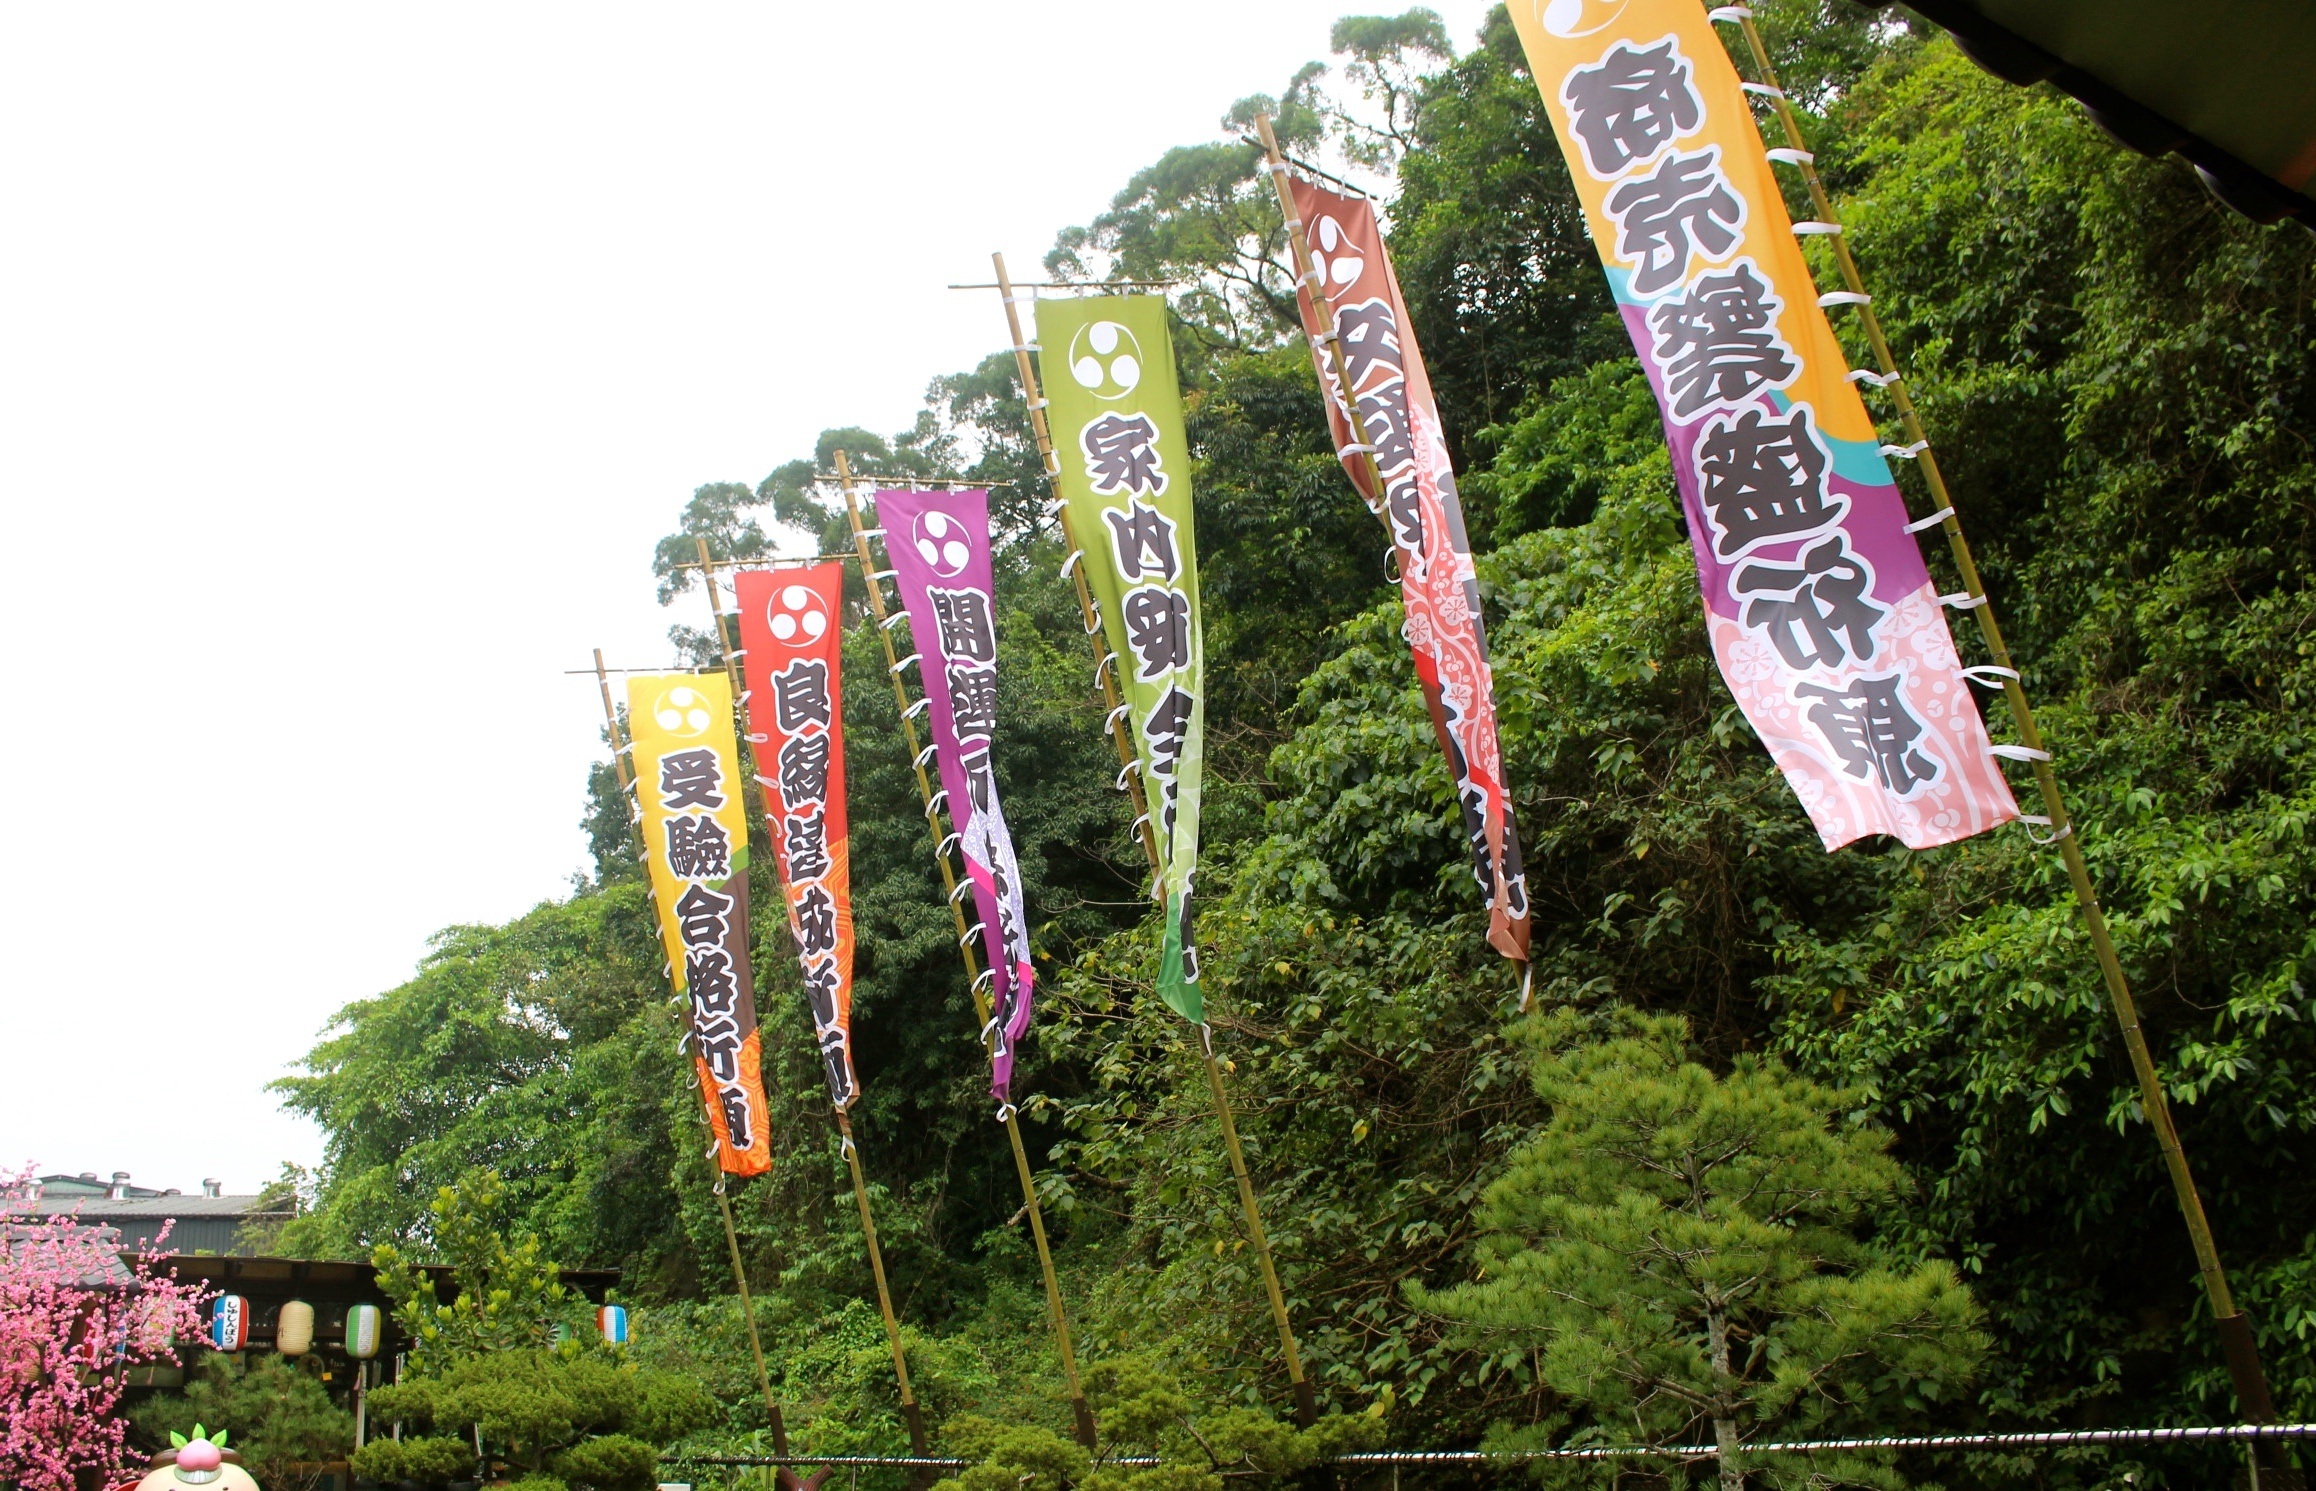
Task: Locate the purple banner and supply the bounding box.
[878,489,1036,1111]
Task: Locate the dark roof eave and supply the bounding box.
[1876,0,2316,226]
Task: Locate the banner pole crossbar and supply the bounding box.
[946,279,1178,290]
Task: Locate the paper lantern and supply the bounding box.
[276,1299,314,1356]
[210,1295,249,1351]
[344,1302,382,1360]
[596,1304,628,1345]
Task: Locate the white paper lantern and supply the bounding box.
[276,1299,314,1357]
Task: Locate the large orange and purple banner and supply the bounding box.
[627,671,773,1175]
[1286,180,1531,961]
[736,565,861,1110]
[876,489,1037,1111]
[1509,0,2016,848]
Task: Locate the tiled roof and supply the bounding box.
[13,1196,284,1219]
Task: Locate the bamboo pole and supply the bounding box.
[990,253,1317,1426]
[1253,113,1534,1015]
[838,1111,927,1457]
[695,539,930,1458]
[1712,11,2283,1443]
[592,648,794,1463]
[832,452,1100,1450]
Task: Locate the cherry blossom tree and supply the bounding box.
[2,1163,210,1490]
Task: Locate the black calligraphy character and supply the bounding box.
[962,748,998,817]
[989,866,1026,961]
[1142,687,1194,782]
[777,732,831,808]
[988,980,1022,1064]
[1649,263,1797,417]
[686,945,738,1015]
[947,663,998,739]
[927,588,996,663]
[1796,675,1939,794]
[1332,299,1403,389]
[1355,381,1416,477]
[674,883,734,947]
[694,1013,742,1080]
[664,814,731,880]
[1561,38,1703,177]
[801,956,844,1032]
[1733,534,1886,670]
[815,1031,855,1110]
[1102,498,1180,582]
[1354,380,1426,552]
[1605,148,1744,297]
[1499,823,1531,923]
[781,811,829,883]
[1081,412,1167,496]
[718,1088,755,1149]
[771,659,831,733]
[658,748,724,811]
[1122,585,1192,680]
[1695,405,1842,560]
[794,885,838,959]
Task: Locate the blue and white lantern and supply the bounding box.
[596,1303,628,1346]
[210,1294,249,1351]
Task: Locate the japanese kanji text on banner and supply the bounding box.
[877,489,1037,1109]
[735,564,862,1111]
[1285,180,1531,958]
[1507,0,2016,849]
[626,671,774,1175]
[1035,295,1208,1021]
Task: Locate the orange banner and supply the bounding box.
[735,565,860,1110]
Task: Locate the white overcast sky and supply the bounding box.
[0,2,1498,1195]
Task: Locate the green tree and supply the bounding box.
[933,1358,1380,1491]
[130,1355,354,1490]
[272,9,2316,1478]
[1414,1009,1987,1489]
[373,1170,574,1363]
[366,1350,707,1484]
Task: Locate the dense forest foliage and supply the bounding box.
[274,3,2316,1484]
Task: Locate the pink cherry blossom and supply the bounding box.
[2,1162,210,1490]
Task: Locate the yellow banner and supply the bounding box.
[627,671,771,1175]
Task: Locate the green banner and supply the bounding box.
[1037,294,1206,1023]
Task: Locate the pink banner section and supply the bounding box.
[876,489,1037,1110]
[1643,304,2025,849]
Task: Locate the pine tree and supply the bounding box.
[1414,1010,1988,1490]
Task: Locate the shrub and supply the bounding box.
[347,1439,404,1481]
[364,1377,440,1428]
[398,1435,479,1483]
[130,1353,353,1485]
[548,1433,660,1491]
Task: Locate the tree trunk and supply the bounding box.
[1707,1305,1742,1491]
